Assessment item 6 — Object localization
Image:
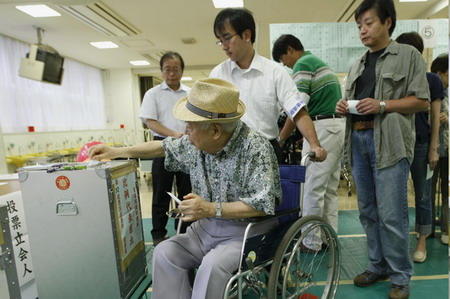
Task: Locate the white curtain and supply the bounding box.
[0,34,106,133]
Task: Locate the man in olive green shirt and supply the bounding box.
[335,0,429,298]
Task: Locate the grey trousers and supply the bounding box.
[152,217,277,299]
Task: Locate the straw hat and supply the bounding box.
[173,78,246,123]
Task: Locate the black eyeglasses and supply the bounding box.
[162,67,182,74]
[216,33,238,47]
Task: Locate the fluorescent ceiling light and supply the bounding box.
[90,41,119,49]
[130,60,150,66]
[399,0,427,2]
[181,77,193,81]
[212,0,244,8]
[16,5,61,17]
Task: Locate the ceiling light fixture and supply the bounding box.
[181,77,193,81]
[16,5,61,17]
[130,60,150,66]
[212,0,244,8]
[90,41,119,49]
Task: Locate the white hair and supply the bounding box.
[196,120,239,133]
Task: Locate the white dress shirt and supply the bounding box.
[210,52,308,139]
[139,81,190,138]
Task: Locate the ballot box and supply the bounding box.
[18,161,147,299]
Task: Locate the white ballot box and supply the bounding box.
[18,161,147,299]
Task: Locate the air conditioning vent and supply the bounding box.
[60,1,140,37]
[140,50,166,64]
[181,38,197,45]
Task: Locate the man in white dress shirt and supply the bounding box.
[139,51,192,245]
[210,8,326,162]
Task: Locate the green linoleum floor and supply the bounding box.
[136,209,449,299]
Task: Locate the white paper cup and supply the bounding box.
[347,100,362,115]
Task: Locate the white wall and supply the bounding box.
[0,126,7,174]
[104,70,142,129]
[1,68,146,174]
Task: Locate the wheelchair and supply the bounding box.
[166,153,341,299]
[223,153,341,299]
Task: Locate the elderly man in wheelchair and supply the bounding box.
[89,78,340,299]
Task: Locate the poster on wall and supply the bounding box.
[270,19,448,73]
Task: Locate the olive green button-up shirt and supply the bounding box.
[344,40,430,169]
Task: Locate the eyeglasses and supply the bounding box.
[216,33,238,47]
[162,67,182,74]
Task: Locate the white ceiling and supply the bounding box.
[0,0,448,85]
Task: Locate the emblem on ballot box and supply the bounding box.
[55,175,70,190]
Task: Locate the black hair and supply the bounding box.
[213,8,256,44]
[395,31,424,54]
[355,0,397,36]
[431,54,449,74]
[160,51,185,70]
[272,34,304,62]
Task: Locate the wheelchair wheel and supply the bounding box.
[226,278,249,299]
[267,215,340,299]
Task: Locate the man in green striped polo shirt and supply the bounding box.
[273,34,345,252]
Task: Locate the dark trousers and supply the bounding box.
[432,156,449,235]
[151,156,192,240]
[269,139,283,164]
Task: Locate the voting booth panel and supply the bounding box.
[18,161,147,299]
[0,177,39,299]
[0,205,21,299]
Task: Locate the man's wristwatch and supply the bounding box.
[379,100,386,114]
[215,202,222,218]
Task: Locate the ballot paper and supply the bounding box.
[167,191,182,205]
[426,164,434,180]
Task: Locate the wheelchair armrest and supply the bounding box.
[249,207,300,223]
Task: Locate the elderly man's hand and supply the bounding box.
[179,193,214,222]
[89,144,117,161]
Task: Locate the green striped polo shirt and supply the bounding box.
[292,51,342,117]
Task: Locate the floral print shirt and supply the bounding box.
[162,121,281,221]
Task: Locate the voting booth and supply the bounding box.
[18,161,147,299]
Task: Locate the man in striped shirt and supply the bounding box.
[273,34,345,252]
